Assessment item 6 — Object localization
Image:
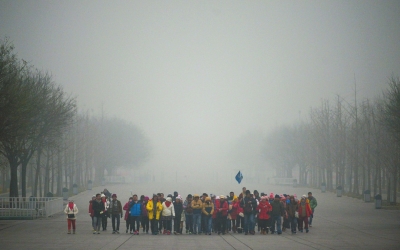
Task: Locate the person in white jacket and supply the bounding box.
[101,194,110,231]
[64,200,79,234]
[161,197,175,235]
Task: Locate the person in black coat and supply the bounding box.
[240,190,257,235]
[92,193,106,234]
[173,195,184,234]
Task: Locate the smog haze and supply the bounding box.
[1,0,399,187]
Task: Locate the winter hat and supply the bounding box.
[275,194,280,199]
[112,194,117,198]
[101,194,106,198]
[193,194,200,198]
[301,195,307,199]
[220,195,225,199]
[260,196,267,201]
[92,195,96,198]
[176,195,182,200]
[216,196,220,200]
[205,197,211,201]
[144,196,149,201]
[269,193,274,199]
[166,197,172,202]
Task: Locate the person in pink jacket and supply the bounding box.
[257,196,272,234]
[123,197,133,233]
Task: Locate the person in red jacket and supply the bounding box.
[123,197,133,233]
[215,195,229,235]
[89,195,95,232]
[230,196,239,233]
[297,195,312,233]
[212,195,218,233]
[234,197,244,233]
[257,196,272,235]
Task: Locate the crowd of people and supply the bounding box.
[81,187,317,236]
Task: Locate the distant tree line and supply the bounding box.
[265,77,400,203]
[0,38,151,197]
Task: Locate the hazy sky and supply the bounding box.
[1,0,399,178]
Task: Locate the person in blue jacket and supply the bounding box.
[129,194,142,235]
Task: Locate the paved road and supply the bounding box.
[1,182,399,250]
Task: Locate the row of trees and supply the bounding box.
[265,77,400,203]
[0,38,151,197]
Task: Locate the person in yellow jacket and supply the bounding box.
[147,194,163,235]
[191,194,203,234]
[202,197,214,235]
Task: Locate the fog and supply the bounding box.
[1,1,399,188]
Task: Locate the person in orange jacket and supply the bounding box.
[297,195,313,233]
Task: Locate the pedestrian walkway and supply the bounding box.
[1,182,399,250]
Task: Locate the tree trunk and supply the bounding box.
[44,150,50,195]
[387,174,391,203]
[2,168,6,194]
[34,148,42,197]
[39,172,42,197]
[51,154,54,194]
[56,147,62,196]
[9,159,19,197]
[21,161,28,197]
[393,167,397,204]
